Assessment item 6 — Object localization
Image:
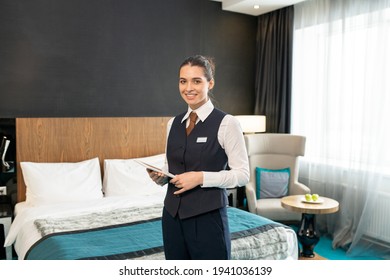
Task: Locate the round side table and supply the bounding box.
[281,195,339,258]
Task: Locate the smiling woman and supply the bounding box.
[147,55,250,260]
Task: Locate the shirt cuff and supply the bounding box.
[201,172,217,188]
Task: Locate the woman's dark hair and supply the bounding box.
[179,55,216,81]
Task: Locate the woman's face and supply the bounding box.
[179,65,214,110]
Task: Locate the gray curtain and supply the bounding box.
[254,6,294,133]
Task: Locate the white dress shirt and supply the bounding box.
[164,99,250,189]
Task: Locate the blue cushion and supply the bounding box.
[255,167,290,198]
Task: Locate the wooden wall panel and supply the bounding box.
[16,117,171,202]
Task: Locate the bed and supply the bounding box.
[4,117,298,260]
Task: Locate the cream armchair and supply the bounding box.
[244,133,310,222]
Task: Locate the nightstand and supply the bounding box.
[0,202,12,260]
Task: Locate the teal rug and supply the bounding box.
[312,234,383,260]
[288,224,384,260]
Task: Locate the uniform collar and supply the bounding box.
[181,99,214,123]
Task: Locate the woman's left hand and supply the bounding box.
[170,171,203,195]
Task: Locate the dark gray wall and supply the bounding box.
[0,0,257,117]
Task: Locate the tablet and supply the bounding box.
[135,159,175,178]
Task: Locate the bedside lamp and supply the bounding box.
[235,115,266,134]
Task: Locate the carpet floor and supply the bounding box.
[298,234,384,260]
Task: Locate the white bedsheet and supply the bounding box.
[5,194,298,260]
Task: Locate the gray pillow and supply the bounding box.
[255,167,290,198]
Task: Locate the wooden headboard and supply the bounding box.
[16,117,171,202]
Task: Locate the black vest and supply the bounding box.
[164,108,228,219]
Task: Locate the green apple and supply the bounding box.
[312,194,319,201]
[305,193,312,201]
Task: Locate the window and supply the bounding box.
[291,4,390,176]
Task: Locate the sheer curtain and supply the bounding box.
[291,0,390,258]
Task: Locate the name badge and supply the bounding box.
[196,137,207,143]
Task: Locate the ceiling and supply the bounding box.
[212,0,307,16]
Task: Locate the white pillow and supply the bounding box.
[103,154,167,197]
[21,157,103,206]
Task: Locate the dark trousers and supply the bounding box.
[162,207,231,260]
